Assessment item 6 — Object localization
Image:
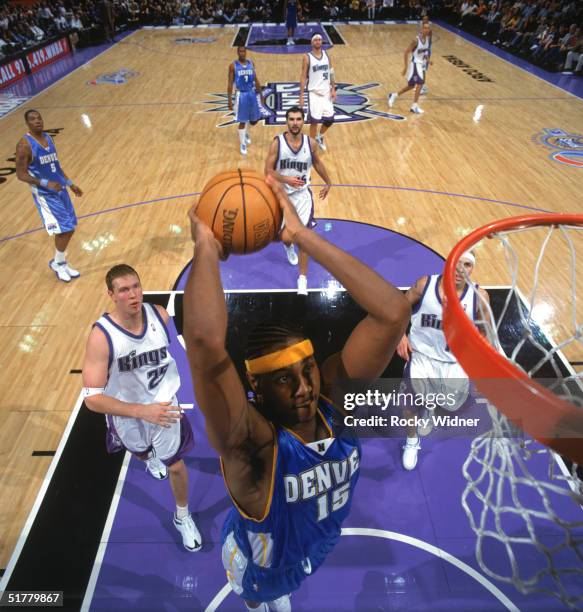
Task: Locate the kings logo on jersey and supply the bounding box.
[532,128,583,168]
[201,81,406,126]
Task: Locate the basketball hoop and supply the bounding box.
[442,214,583,609]
[443,214,583,464]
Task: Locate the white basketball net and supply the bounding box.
[456,222,583,610]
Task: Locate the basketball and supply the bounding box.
[196,170,282,255]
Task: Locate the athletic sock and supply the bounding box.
[176,504,190,520]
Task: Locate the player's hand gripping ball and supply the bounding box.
[196,170,282,255]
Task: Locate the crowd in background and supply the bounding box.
[442,0,582,73]
[1,0,580,74]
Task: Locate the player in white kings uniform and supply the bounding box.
[82,264,202,551]
[299,34,336,151]
[388,21,432,114]
[397,252,490,470]
[265,106,332,295]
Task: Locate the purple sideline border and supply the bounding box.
[435,19,583,100]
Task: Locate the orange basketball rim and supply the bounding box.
[443,214,583,465]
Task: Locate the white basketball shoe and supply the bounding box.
[284,243,298,266]
[402,437,421,471]
[49,259,71,283]
[173,513,203,552]
[145,456,168,480]
[297,275,308,296]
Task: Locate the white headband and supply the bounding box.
[311,34,322,42]
[460,251,476,266]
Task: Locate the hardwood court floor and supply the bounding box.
[0,23,581,570]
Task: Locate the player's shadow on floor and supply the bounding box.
[93,562,204,611]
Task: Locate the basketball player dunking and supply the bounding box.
[388,21,432,114]
[397,252,490,470]
[82,265,202,551]
[184,177,410,612]
[15,110,83,283]
[264,106,332,295]
[299,34,336,151]
[228,46,264,156]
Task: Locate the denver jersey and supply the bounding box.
[25,133,66,196]
[275,133,313,195]
[222,398,360,602]
[94,303,180,403]
[306,50,331,96]
[410,275,477,363]
[234,59,256,93]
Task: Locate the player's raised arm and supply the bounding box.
[268,177,410,383]
[183,206,272,455]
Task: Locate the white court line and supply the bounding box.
[0,31,138,122]
[203,527,519,612]
[0,393,84,591]
[434,22,581,101]
[80,451,132,612]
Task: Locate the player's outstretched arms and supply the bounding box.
[183,205,272,455]
[267,176,410,383]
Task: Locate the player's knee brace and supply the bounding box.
[322,117,334,128]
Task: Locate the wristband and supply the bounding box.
[40,178,49,188]
[65,179,73,186]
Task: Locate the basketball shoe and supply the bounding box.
[49,259,71,283]
[245,132,251,145]
[240,142,247,156]
[65,263,80,278]
[173,513,202,552]
[410,103,424,114]
[388,92,398,107]
[145,456,168,480]
[402,437,421,470]
[297,275,308,296]
[316,134,326,151]
[284,243,298,265]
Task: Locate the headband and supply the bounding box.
[245,339,314,374]
[460,251,476,266]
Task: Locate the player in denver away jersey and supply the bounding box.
[228,46,264,156]
[15,109,84,283]
[397,252,490,470]
[184,177,410,611]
